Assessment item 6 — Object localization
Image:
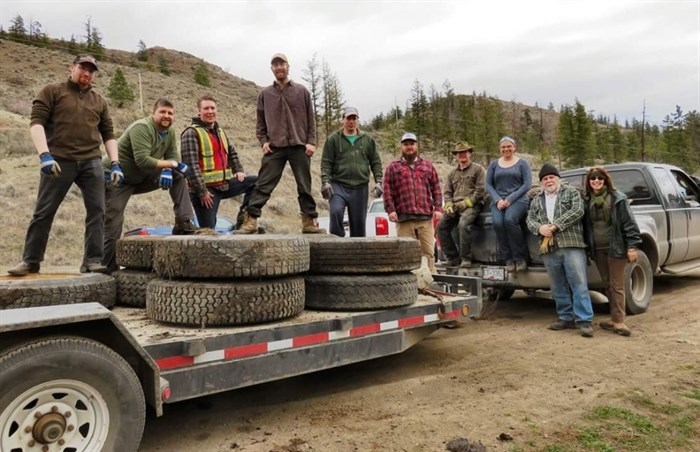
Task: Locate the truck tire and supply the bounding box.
[116,236,164,270]
[146,277,305,326]
[625,249,653,315]
[152,235,310,279]
[114,269,158,308]
[0,337,145,452]
[0,273,116,310]
[307,237,422,273]
[305,273,417,310]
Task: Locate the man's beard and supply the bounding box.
[402,153,417,163]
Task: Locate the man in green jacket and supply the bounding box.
[102,98,197,273]
[320,107,383,237]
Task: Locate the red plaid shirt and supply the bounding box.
[383,157,442,219]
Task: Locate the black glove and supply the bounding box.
[321,182,333,200]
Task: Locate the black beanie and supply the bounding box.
[539,163,560,181]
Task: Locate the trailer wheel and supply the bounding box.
[625,249,653,315]
[117,236,164,270]
[147,276,305,326]
[305,273,417,310]
[114,269,158,308]
[0,337,145,452]
[152,235,309,279]
[0,273,116,310]
[307,237,421,273]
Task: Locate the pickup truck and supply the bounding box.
[318,198,397,237]
[444,162,700,313]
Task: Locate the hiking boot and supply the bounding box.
[80,263,110,274]
[505,261,515,272]
[445,257,461,267]
[548,319,576,330]
[235,209,246,230]
[7,261,40,276]
[579,323,594,338]
[460,259,472,268]
[301,214,326,234]
[235,212,258,234]
[515,260,527,272]
[172,220,199,235]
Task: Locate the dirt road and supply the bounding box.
[139,271,700,452]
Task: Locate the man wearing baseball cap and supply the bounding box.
[320,106,383,237]
[8,54,118,276]
[383,133,443,272]
[239,52,324,234]
[436,141,486,268]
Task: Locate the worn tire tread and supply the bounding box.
[305,273,417,310]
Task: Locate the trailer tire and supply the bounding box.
[116,236,163,270]
[305,273,417,310]
[152,235,310,279]
[307,237,422,273]
[0,337,145,452]
[0,273,116,310]
[625,249,653,315]
[146,277,305,326]
[114,269,158,308]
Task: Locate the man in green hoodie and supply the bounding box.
[320,107,383,237]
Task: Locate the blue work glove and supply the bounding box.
[110,162,124,186]
[39,153,61,176]
[159,169,173,190]
[174,161,189,175]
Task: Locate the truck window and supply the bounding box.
[652,168,684,206]
[369,200,386,213]
[561,174,584,190]
[611,169,658,205]
[671,169,700,203]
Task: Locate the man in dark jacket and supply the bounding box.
[320,106,383,237]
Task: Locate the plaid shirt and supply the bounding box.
[383,157,442,220]
[526,183,586,251]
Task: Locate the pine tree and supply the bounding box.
[158,58,171,76]
[137,40,148,62]
[194,63,211,87]
[107,68,135,108]
[302,53,322,143]
[8,15,27,40]
[320,59,344,136]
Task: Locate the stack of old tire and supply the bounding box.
[0,272,116,310]
[144,235,309,327]
[113,236,164,308]
[304,236,422,310]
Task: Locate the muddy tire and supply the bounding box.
[152,235,309,279]
[114,270,158,308]
[625,249,653,315]
[305,273,417,311]
[0,273,116,310]
[116,236,163,270]
[0,337,145,452]
[146,277,305,326]
[307,237,422,274]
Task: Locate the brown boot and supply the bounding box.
[235,212,258,234]
[301,214,326,234]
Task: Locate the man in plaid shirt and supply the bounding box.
[383,133,443,273]
[527,163,594,338]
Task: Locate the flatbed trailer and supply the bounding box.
[0,274,480,452]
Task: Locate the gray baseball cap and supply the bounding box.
[400,132,417,143]
[342,106,359,118]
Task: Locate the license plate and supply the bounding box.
[482,266,506,281]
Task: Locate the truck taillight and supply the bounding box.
[375,217,389,236]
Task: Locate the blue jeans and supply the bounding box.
[329,182,369,237]
[542,248,594,324]
[191,175,258,229]
[490,198,528,262]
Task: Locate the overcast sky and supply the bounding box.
[2,0,699,125]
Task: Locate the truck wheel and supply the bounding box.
[305,273,417,310]
[147,277,305,326]
[307,237,421,273]
[114,269,158,308]
[153,235,309,279]
[625,249,653,315]
[0,337,145,452]
[117,236,164,270]
[0,273,116,310]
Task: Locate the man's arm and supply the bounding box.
[104,139,118,163]
[429,165,443,212]
[368,138,383,183]
[552,187,584,232]
[29,124,50,156]
[180,128,208,197]
[255,92,269,147]
[526,197,545,235]
[228,141,245,174]
[320,134,335,183]
[305,88,317,147]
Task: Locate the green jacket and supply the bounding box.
[321,130,383,188]
[526,183,587,251]
[103,117,179,185]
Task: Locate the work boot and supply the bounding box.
[515,260,528,272]
[235,208,246,230]
[301,214,326,234]
[579,323,594,338]
[235,212,258,234]
[548,319,576,330]
[460,259,472,268]
[80,263,110,274]
[172,220,199,235]
[7,261,40,276]
[445,257,461,267]
[505,260,516,272]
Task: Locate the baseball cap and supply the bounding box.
[400,132,417,143]
[73,54,98,71]
[342,107,359,118]
[271,53,288,64]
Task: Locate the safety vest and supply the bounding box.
[191,125,233,186]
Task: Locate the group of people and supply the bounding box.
[8,52,642,338]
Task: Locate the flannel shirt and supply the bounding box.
[383,157,442,220]
[527,183,586,251]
